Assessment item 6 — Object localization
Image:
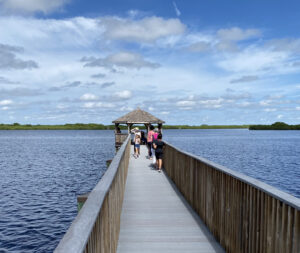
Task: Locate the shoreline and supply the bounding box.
[0,123,249,130]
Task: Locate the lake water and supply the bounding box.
[164,129,300,198]
[0,129,299,252]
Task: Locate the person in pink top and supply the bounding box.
[151,128,159,164]
[147,125,155,159]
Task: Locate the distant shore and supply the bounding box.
[1,122,299,130]
[0,123,249,130]
[249,122,300,130]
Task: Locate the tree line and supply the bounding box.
[1,122,298,130]
[249,122,300,130]
[0,123,249,130]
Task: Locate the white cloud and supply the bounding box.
[0,14,299,124]
[218,48,287,73]
[81,52,160,69]
[102,16,186,43]
[187,41,211,52]
[230,75,259,83]
[101,82,115,88]
[176,100,196,107]
[0,99,13,105]
[82,102,115,109]
[266,38,300,54]
[185,27,261,54]
[1,106,10,110]
[91,73,106,79]
[80,93,98,101]
[0,17,101,51]
[277,114,283,119]
[56,104,67,109]
[199,99,223,108]
[113,90,132,100]
[238,101,252,107]
[0,43,38,69]
[217,27,261,41]
[296,106,300,111]
[215,41,238,52]
[172,2,181,17]
[0,0,69,14]
[120,106,133,112]
[264,108,277,112]
[0,76,18,84]
[265,94,284,100]
[259,100,271,106]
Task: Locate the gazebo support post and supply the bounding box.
[127,124,133,134]
[144,124,149,134]
[115,123,119,133]
[158,123,163,133]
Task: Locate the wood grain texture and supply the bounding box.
[55,137,131,253]
[163,142,300,253]
[117,146,224,253]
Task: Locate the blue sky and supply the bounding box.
[0,0,300,125]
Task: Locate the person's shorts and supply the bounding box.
[155,151,163,160]
[135,144,140,148]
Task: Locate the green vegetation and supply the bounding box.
[0,123,115,130]
[0,123,250,130]
[249,122,300,130]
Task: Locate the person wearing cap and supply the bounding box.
[134,132,141,158]
[133,127,141,157]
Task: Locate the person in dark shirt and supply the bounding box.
[153,133,164,172]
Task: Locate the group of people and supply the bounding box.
[132,125,164,172]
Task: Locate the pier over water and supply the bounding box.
[55,110,300,253]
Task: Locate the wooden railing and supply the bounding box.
[54,136,131,253]
[163,142,300,253]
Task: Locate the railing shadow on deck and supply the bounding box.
[54,136,131,253]
[163,142,300,253]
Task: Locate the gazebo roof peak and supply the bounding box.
[112,108,165,124]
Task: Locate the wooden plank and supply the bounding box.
[292,209,299,253]
[117,146,224,253]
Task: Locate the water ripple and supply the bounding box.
[1,129,299,252]
[0,130,115,253]
[164,129,300,198]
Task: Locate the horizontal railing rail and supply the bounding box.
[163,141,300,253]
[55,136,131,253]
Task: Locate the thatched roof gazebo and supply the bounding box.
[112,108,165,148]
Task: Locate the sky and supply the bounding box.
[0,0,300,125]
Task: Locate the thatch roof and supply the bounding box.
[112,108,165,124]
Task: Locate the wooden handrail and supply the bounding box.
[54,136,131,253]
[163,141,300,253]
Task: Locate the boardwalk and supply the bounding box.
[117,145,224,253]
